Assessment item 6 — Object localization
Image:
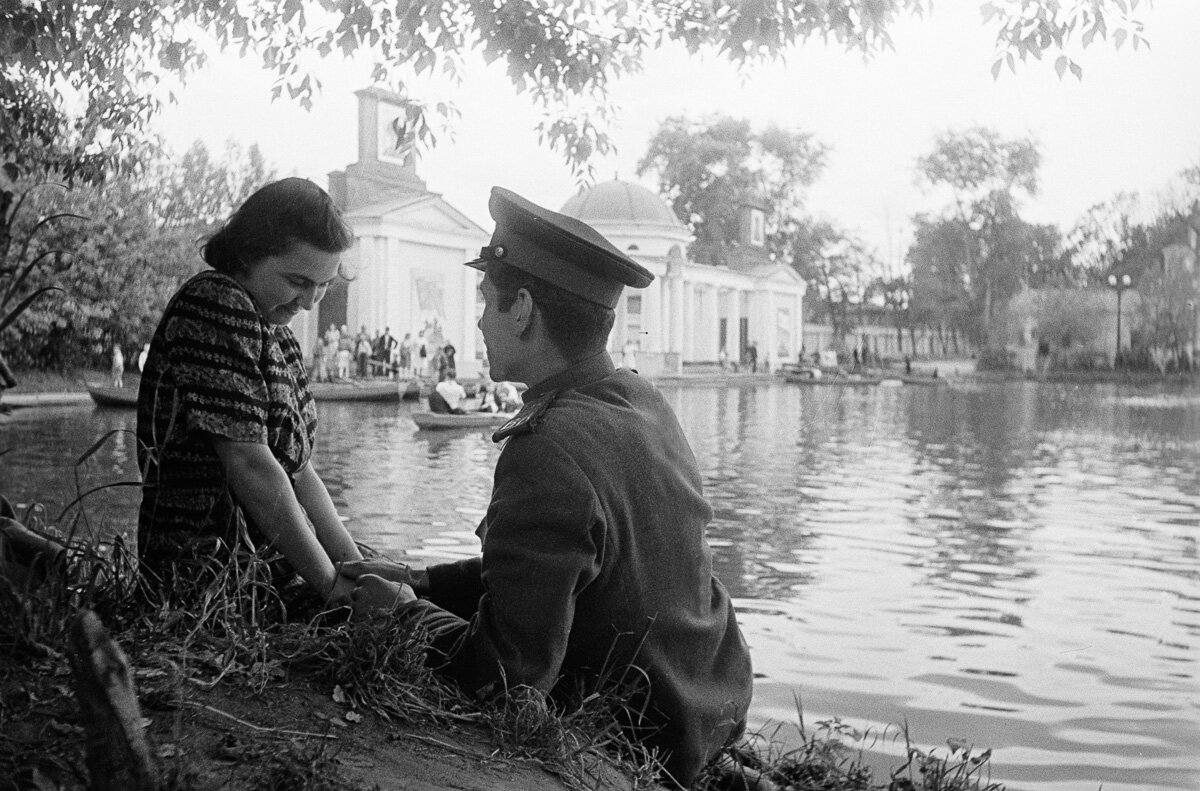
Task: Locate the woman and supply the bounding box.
[137,177,362,606]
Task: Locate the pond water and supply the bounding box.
[2,380,1198,791]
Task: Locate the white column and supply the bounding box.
[670,272,685,355]
[682,280,696,361]
[765,289,778,369]
[644,277,661,353]
[725,288,740,358]
[703,285,719,359]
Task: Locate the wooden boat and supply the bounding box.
[309,380,404,402]
[86,384,138,407]
[783,370,883,386]
[897,374,948,386]
[411,410,512,430]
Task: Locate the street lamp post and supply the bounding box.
[1107,273,1132,368]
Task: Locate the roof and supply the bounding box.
[558,179,685,231]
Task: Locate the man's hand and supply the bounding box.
[339,559,429,595]
[350,574,416,622]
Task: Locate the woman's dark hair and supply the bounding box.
[486,260,615,361]
[202,177,354,274]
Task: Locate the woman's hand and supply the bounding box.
[326,574,356,607]
[338,559,429,595]
[350,574,416,622]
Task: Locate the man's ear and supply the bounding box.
[512,288,535,332]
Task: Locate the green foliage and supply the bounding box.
[1,1,1150,183]
[1131,237,1199,364]
[1066,169,1200,367]
[916,127,1041,201]
[983,0,1149,82]
[637,113,827,266]
[912,127,1056,345]
[790,219,879,342]
[0,180,85,388]
[1,141,274,372]
[907,215,975,340]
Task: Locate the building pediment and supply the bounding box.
[751,262,805,287]
[347,193,488,236]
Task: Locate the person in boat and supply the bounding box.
[341,187,752,789]
[428,369,467,415]
[136,177,363,607]
[493,380,522,413]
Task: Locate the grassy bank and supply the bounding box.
[0,505,1007,791]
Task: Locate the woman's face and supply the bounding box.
[235,241,342,325]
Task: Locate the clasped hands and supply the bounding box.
[329,559,429,622]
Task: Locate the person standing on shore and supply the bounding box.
[398,333,413,377]
[343,187,752,789]
[111,344,125,387]
[136,177,363,606]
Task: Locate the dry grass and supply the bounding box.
[2,500,1008,791]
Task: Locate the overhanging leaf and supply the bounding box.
[0,286,64,333]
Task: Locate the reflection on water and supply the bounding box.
[3,381,1198,791]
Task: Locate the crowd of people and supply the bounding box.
[130,178,753,790]
[308,324,476,385]
[311,324,405,382]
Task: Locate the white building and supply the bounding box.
[294,87,490,374]
[558,181,806,374]
[300,88,806,378]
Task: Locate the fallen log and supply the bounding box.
[67,609,161,791]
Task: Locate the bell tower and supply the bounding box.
[327,86,428,213]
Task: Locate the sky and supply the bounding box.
[155,1,1200,270]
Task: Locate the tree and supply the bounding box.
[1119,208,1200,368]
[1,0,1152,182]
[907,214,974,350]
[1063,192,1146,281]
[3,141,275,371]
[914,126,1047,345]
[870,274,913,354]
[786,219,879,345]
[156,141,274,229]
[637,114,827,266]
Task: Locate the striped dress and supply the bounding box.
[136,271,317,573]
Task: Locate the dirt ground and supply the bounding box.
[1,655,643,791]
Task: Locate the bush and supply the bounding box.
[974,347,1015,372]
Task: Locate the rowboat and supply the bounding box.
[309,380,405,402]
[897,374,947,386]
[783,371,883,386]
[86,384,137,407]
[411,411,512,430]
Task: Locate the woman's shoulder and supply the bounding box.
[173,271,256,313]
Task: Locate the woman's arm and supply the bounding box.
[212,439,339,597]
[293,461,363,564]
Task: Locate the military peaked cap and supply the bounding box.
[466,187,653,308]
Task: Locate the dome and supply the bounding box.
[559,179,684,231]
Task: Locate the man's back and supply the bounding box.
[416,357,752,786]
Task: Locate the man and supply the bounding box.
[344,187,752,788]
[429,368,466,414]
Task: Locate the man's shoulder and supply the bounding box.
[491,374,656,444]
[492,389,559,442]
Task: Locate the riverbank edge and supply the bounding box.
[4,361,1196,410]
